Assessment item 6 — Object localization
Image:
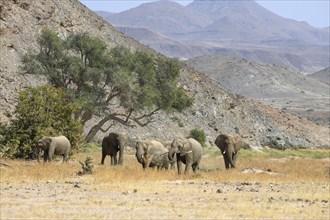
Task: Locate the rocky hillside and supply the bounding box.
[99,0,329,73]
[0,0,329,149]
[308,67,330,85]
[185,56,330,126]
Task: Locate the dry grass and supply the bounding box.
[1,149,329,219]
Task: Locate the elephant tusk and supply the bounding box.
[180,150,192,156]
[222,150,226,155]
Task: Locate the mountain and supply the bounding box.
[186,0,328,44]
[0,0,329,148]
[98,0,329,73]
[105,1,212,34]
[308,67,330,85]
[185,56,330,125]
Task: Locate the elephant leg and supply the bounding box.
[171,162,176,169]
[43,150,48,162]
[101,154,106,165]
[192,163,197,173]
[230,154,237,168]
[118,148,123,165]
[223,155,230,169]
[193,157,201,173]
[63,153,69,162]
[184,162,192,174]
[177,157,183,174]
[114,155,118,165]
[184,152,194,174]
[48,147,55,162]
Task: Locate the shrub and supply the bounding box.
[0,85,83,159]
[190,128,206,147]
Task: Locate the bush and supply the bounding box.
[190,128,206,147]
[0,85,83,159]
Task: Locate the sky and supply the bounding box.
[80,0,330,28]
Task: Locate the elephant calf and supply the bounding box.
[135,140,170,170]
[168,137,202,174]
[214,134,250,169]
[35,135,71,163]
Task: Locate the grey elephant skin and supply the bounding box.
[162,140,176,169]
[135,140,170,170]
[214,134,250,169]
[36,135,71,162]
[169,137,202,174]
[101,132,128,165]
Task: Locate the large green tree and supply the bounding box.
[22,29,193,142]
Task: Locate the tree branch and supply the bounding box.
[132,108,160,127]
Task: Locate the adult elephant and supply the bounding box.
[135,140,170,170]
[214,133,250,169]
[101,132,128,165]
[168,137,202,174]
[35,135,71,162]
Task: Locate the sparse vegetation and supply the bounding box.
[190,128,206,146]
[22,29,193,142]
[170,116,184,127]
[0,149,329,219]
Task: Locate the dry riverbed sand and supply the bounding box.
[0,154,329,219]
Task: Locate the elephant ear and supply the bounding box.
[44,137,52,145]
[215,134,227,154]
[38,137,52,150]
[118,133,128,145]
[179,139,192,156]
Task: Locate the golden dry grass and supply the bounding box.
[1,149,329,219]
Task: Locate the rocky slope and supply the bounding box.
[308,67,330,85]
[185,56,330,126]
[0,0,329,148]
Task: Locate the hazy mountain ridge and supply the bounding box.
[308,67,330,85]
[99,0,329,73]
[1,0,329,148]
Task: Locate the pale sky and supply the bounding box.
[80,0,330,28]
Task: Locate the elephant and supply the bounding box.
[168,137,202,174]
[162,140,176,169]
[35,135,71,162]
[135,140,170,170]
[214,133,250,169]
[101,132,128,165]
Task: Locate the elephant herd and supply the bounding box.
[34,132,250,174]
[99,132,250,174]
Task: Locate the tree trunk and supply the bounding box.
[85,115,113,143]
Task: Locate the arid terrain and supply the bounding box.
[1,148,329,219]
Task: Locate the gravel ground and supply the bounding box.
[1,173,329,219]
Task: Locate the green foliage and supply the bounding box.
[202,147,220,156]
[0,85,83,159]
[190,128,206,147]
[77,142,101,153]
[22,29,193,141]
[170,116,184,127]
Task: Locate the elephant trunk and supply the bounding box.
[118,146,124,165]
[136,152,144,164]
[168,148,176,161]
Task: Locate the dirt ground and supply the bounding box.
[0,153,329,220]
